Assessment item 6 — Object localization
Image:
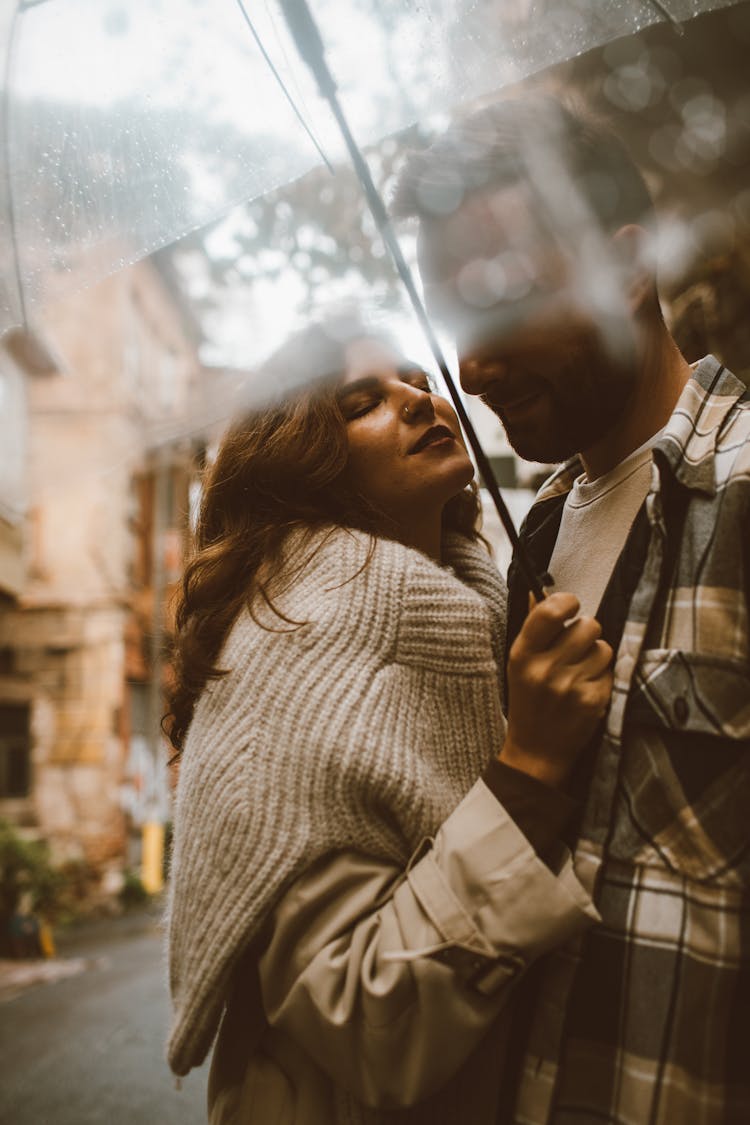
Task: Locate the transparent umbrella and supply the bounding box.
[3,0,744,335]
[2,0,748,588]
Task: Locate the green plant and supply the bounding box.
[53,858,101,924]
[119,868,149,908]
[0,820,64,953]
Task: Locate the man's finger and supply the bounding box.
[517,591,581,651]
[578,670,615,716]
[551,616,604,664]
[575,639,614,681]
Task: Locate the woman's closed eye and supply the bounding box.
[341,394,381,421]
[338,369,436,422]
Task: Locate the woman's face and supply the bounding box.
[337,337,474,525]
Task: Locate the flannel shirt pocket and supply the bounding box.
[615,650,750,883]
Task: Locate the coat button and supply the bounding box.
[673,695,689,725]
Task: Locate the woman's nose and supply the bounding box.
[400,386,435,423]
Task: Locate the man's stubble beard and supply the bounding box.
[497,336,638,466]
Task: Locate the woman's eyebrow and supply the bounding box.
[337,366,427,400]
[336,375,380,399]
[397,364,430,384]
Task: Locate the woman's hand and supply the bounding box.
[501,592,613,787]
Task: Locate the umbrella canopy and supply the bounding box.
[3,0,749,585]
[2,0,744,336]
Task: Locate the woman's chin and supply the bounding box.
[448,458,477,496]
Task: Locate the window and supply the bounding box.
[0,703,31,798]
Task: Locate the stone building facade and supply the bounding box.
[0,259,205,896]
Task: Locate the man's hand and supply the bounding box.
[501,592,613,787]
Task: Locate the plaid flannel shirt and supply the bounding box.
[504,356,750,1124]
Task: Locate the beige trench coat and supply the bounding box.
[208,780,598,1125]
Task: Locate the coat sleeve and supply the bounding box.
[258,778,599,1110]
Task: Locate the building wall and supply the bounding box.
[0,604,127,868]
[0,346,29,598]
[0,258,201,889]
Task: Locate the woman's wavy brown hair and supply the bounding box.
[165,322,484,753]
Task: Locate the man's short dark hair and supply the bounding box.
[392,94,655,237]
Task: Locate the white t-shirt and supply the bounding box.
[547,432,661,618]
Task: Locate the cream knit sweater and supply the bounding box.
[167,525,507,1077]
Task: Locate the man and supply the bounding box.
[395,95,750,1122]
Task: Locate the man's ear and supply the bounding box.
[611,224,654,315]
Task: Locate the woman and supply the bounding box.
[166,322,611,1123]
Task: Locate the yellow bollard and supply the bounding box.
[141,821,165,895]
[39,920,56,958]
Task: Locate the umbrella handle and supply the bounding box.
[276,0,546,602]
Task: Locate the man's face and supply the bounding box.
[418,184,639,464]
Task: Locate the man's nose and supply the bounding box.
[459,355,507,396]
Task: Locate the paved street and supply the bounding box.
[0,908,209,1124]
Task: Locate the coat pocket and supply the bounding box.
[612,650,750,883]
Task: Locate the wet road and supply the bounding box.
[0,912,209,1124]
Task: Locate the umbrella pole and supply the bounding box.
[272,0,546,600]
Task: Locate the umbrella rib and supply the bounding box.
[271,0,547,601]
[648,0,685,34]
[330,91,546,600]
[233,0,333,173]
